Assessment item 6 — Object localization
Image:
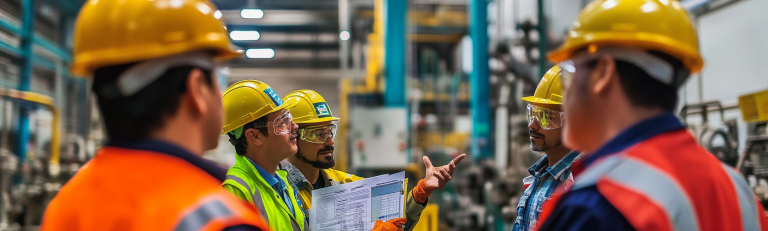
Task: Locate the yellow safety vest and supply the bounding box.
[223,155,308,231]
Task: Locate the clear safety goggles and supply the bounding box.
[527,104,565,130]
[297,124,337,144]
[255,111,295,135]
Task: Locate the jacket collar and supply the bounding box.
[572,113,686,175]
[106,139,227,181]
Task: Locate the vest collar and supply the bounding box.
[572,113,685,176]
[106,139,227,181]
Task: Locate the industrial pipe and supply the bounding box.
[0,88,61,176]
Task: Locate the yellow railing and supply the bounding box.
[0,88,60,175]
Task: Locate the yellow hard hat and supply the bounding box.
[283,90,340,124]
[70,0,241,77]
[522,66,563,105]
[222,80,291,134]
[548,0,703,74]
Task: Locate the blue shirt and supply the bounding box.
[246,158,299,215]
[538,113,685,231]
[512,151,580,231]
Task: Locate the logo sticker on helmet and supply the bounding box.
[314,102,331,118]
[263,87,283,106]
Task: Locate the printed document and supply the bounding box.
[310,171,406,231]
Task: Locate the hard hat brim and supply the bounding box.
[521,96,561,105]
[220,100,297,135]
[547,32,704,74]
[71,40,243,77]
[295,117,341,125]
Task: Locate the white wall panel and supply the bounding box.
[681,0,768,152]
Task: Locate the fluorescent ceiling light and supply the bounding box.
[246,48,275,58]
[230,31,260,40]
[241,9,264,19]
[339,31,350,41]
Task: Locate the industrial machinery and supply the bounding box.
[737,89,768,207]
[680,101,740,167]
[0,88,90,231]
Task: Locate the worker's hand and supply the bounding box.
[423,154,466,191]
[371,218,406,231]
[412,154,466,204]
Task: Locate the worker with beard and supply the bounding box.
[512,66,581,231]
[280,90,466,231]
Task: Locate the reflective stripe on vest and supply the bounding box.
[224,156,309,231]
[574,153,764,231]
[226,175,270,223]
[175,199,233,231]
[575,155,699,231]
[721,164,761,231]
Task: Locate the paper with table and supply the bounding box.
[309,171,406,231]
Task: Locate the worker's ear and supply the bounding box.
[590,54,616,96]
[245,128,263,146]
[184,68,210,116]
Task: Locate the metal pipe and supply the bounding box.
[0,88,60,175]
[16,0,36,163]
[470,0,491,160]
[537,0,547,78]
[337,78,351,172]
[0,40,60,72]
[383,0,407,106]
[339,0,350,77]
[0,17,72,62]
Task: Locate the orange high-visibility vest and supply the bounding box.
[41,147,270,231]
[539,130,768,231]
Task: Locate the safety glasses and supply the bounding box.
[297,124,337,144]
[255,111,295,135]
[527,104,565,130]
[558,60,577,91]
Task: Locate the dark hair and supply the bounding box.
[227,116,269,155]
[614,51,687,112]
[92,63,213,141]
[581,50,687,112]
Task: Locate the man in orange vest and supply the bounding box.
[41,0,270,230]
[536,0,768,231]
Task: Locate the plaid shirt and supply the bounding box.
[512,151,580,231]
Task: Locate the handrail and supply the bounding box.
[0,88,60,176]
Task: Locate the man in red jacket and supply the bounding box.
[536,0,768,231]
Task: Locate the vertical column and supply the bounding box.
[537,0,547,78]
[469,0,491,160]
[383,0,407,107]
[339,0,350,74]
[16,0,35,161]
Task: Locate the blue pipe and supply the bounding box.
[0,39,63,72]
[469,0,491,160]
[0,17,71,62]
[0,39,23,56]
[383,0,407,107]
[537,0,547,78]
[16,0,36,162]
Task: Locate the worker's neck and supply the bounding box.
[544,146,572,167]
[246,151,280,175]
[588,105,667,153]
[287,156,322,184]
[150,123,204,156]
